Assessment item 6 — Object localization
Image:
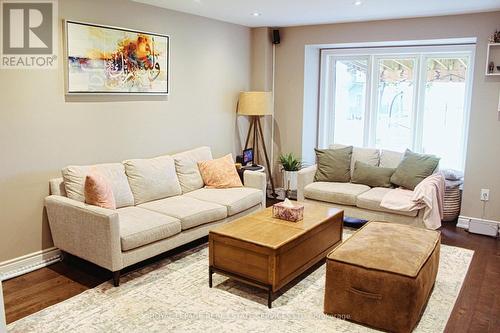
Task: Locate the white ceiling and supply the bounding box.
[132,0,500,27]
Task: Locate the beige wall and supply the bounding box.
[266,12,500,221]
[248,28,277,182]
[0,0,250,262]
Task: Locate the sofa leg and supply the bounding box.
[112,271,121,287]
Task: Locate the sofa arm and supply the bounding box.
[244,170,267,208]
[297,165,317,201]
[44,195,123,271]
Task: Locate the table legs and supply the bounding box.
[209,266,274,308]
[267,287,273,309]
[209,266,213,288]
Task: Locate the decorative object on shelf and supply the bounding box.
[278,152,302,198]
[486,38,500,76]
[489,61,495,73]
[65,20,169,95]
[489,30,500,43]
[237,91,277,197]
[272,199,304,222]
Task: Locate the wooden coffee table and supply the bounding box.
[209,202,343,308]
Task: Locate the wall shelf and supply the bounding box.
[485,43,500,76]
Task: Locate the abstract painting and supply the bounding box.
[65,21,169,95]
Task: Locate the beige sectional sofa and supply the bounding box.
[45,146,267,286]
[297,145,425,227]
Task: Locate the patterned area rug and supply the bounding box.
[8,231,473,333]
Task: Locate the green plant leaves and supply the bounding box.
[278,153,302,171]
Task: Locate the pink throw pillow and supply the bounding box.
[198,154,243,189]
[84,169,116,210]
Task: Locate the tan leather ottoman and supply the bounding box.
[324,221,440,333]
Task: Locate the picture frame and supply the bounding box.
[64,20,170,95]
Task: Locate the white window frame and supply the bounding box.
[318,44,475,170]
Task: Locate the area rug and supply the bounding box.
[8,231,473,333]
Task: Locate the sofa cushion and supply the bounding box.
[84,169,116,210]
[314,146,353,183]
[379,149,404,168]
[124,155,182,205]
[185,187,262,216]
[139,196,227,230]
[304,182,370,206]
[118,207,181,251]
[62,163,134,208]
[351,161,395,188]
[331,144,380,174]
[390,150,440,190]
[356,187,418,217]
[173,146,212,193]
[198,154,243,189]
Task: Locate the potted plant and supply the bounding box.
[278,153,302,194]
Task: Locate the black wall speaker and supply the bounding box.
[272,29,280,45]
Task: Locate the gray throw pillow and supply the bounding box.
[390,150,440,190]
[351,161,395,188]
[314,146,353,183]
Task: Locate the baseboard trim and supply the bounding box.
[457,216,471,229]
[458,215,500,229]
[0,247,62,281]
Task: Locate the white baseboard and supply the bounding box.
[0,247,62,281]
[457,216,471,229]
[457,215,500,233]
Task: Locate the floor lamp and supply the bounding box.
[237,91,277,198]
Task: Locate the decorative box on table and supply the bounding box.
[272,200,304,222]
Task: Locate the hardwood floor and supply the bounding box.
[2,237,208,324]
[441,223,500,333]
[2,218,499,332]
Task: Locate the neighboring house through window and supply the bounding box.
[318,44,475,170]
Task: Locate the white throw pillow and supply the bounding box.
[62,163,134,208]
[330,144,380,175]
[379,149,404,169]
[124,155,182,205]
[173,146,212,193]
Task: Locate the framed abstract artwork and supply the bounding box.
[65,20,169,95]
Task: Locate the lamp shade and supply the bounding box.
[237,91,273,116]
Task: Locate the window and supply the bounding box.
[319,45,474,170]
[331,58,368,147]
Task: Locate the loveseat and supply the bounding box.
[297,145,425,227]
[45,146,267,286]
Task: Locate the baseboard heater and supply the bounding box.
[468,219,499,237]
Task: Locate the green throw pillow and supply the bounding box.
[351,161,395,188]
[314,146,353,183]
[390,150,440,190]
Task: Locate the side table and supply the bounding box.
[236,164,265,184]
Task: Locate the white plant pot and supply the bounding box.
[283,170,298,191]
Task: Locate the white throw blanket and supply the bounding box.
[380,173,445,230]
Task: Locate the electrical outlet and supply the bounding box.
[480,189,490,201]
